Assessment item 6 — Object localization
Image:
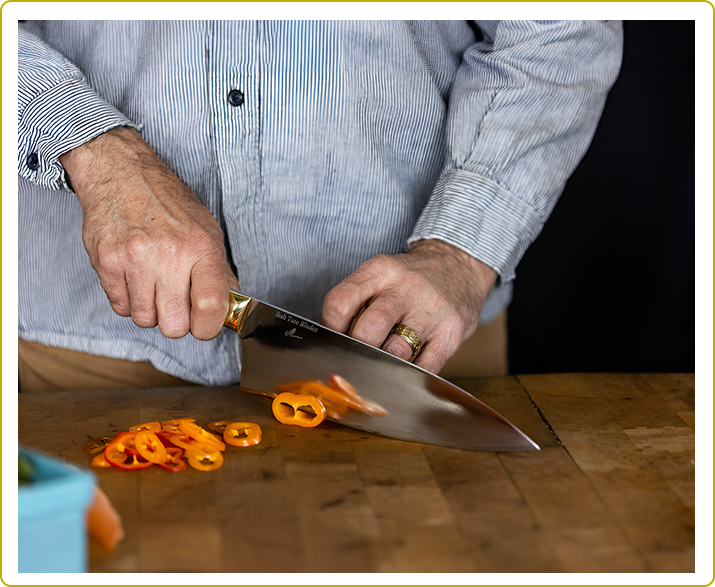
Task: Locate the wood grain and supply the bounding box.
[17,374,696,573]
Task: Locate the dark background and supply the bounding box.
[508,20,695,374]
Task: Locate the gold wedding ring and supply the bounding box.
[390,324,422,362]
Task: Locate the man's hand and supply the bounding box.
[59,126,239,340]
[321,239,498,373]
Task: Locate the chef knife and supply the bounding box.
[224,290,539,452]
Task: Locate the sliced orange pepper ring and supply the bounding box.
[277,381,349,418]
[272,392,326,428]
[207,420,232,434]
[157,446,187,472]
[185,444,224,472]
[134,430,168,464]
[161,417,195,426]
[167,433,214,453]
[178,420,226,452]
[104,432,153,471]
[223,422,262,447]
[128,421,161,433]
[161,417,196,434]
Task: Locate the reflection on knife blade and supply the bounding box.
[246,374,388,420]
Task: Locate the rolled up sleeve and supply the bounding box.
[18,28,135,191]
[409,20,624,282]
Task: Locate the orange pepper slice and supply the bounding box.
[272,392,327,427]
[207,420,232,434]
[223,422,262,447]
[185,444,224,472]
[178,420,226,452]
[327,374,388,417]
[134,430,168,464]
[168,433,214,453]
[161,417,196,434]
[277,381,349,418]
[128,421,161,433]
[104,432,153,470]
[157,447,187,472]
[161,417,195,426]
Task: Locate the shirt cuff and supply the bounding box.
[408,168,546,283]
[18,78,136,191]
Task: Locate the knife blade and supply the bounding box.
[224,290,539,452]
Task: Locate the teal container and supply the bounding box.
[18,447,95,573]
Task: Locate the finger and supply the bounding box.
[322,281,372,334]
[189,258,232,341]
[88,242,132,317]
[350,291,412,349]
[381,332,417,362]
[155,273,191,339]
[323,254,400,333]
[125,270,158,329]
[96,272,132,317]
[381,312,432,363]
[412,317,466,374]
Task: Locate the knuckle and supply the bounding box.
[130,294,158,328]
[124,233,152,264]
[193,290,227,317]
[323,287,355,322]
[94,242,123,275]
[106,294,131,316]
[403,269,430,295]
[440,313,467,343]
[365,308,392,333]
[366,254,394,275]
[157,300,190,338]
[157,239,182,265]
[190,228,223,257]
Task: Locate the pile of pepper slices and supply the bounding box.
[84,377,385,473]
[84,418,264,472]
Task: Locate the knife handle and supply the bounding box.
[224,290,252,333]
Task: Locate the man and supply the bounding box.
[17,20,623,390]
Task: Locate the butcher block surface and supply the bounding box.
[18,373,696,573]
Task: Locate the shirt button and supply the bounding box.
[227,89,244,107]
[26,153,39,171]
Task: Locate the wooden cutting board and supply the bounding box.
[18,373,696,573]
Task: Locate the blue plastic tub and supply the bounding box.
[18,446,96,573]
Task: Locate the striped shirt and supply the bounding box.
[17,20,623,385]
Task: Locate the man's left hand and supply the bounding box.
[321,239,498,374]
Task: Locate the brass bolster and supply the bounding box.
[224,290,252,333]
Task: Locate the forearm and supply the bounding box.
[60,126,169,205]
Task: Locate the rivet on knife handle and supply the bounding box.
[224,290,252,333]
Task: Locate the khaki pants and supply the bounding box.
[17,312,506,392]
[18,339,196,393]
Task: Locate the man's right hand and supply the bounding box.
[59,126,239,341]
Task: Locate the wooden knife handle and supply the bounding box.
[224,290,252,333]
